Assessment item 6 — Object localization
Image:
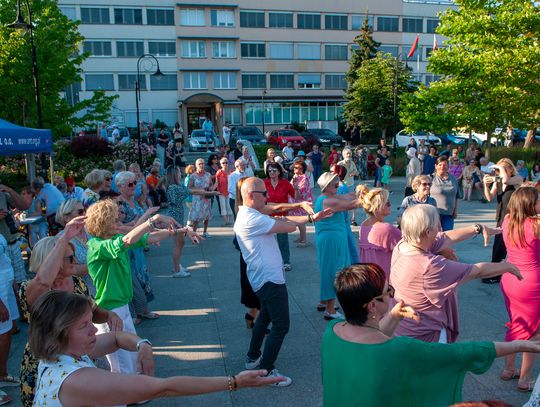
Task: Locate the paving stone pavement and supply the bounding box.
[3,177,537,406]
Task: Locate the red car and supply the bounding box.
[267,129,306,150]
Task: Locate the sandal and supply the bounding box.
[500,369,520,381]
[518,379,536,392]
[0,374,20,386]
[133,317,142,326]
[141,312,159,320]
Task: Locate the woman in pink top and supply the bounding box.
[500,187,540,392]
[391,204,522,343]
[356,185,401,279]
[215,158,232,225]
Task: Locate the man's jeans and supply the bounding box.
[248,282,290,372]
[276,233,290,264]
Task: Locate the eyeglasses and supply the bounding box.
[64,255,75,264]
[73,208,85,216]
[252,190,268,197]
[127,182,135,187]
[104,177,112,181]
[372,285,395,302]
[268,169,279,173]
[421,182,432,187]
[220,161,228,165]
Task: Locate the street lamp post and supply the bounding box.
[261,88,267,135]
[8,0,46,179]
[135,54,163,167]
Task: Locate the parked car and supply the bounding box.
[188,129,216,152]
[394,130,441,148]
[266,129,306,150]
[106,126,130,144]
[435,132,469,145]
[230,126,266,146]
[301,128,343,147]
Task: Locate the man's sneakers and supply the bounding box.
[266,369,292,387]
[245,355,261,370]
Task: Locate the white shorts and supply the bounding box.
[0,266,18,334]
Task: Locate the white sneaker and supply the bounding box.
[323,310,343,320]
[172,269,191,278]
[266,369,292,387]
[283,264,292,272]
[245,355,261,370]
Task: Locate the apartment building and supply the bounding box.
[59,0,454,134]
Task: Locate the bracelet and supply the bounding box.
[473,224,483,236]
[227,376,234,391]
[308,214,314,223]
[136,338,152,352]
[232,375,238,390]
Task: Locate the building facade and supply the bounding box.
[59,0,454,135]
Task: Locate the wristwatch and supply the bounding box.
[136,338,152,352]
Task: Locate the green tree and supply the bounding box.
[401,0,540,153]
[344,52,414,140]
[346,15,381,89]
[0,0,116,137]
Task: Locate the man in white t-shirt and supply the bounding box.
[282,141,294,161]
[222,123,231,145]
[234,177,331,387]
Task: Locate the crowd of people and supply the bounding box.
[0,134,538,406]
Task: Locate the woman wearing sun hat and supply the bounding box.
[314,172,363,320]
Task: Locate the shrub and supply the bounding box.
[70,135,111,158]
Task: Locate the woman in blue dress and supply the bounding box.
[314,172,363,320]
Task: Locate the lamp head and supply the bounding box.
[7,13,31,32]
[152,68,164,81]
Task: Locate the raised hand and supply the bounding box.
[390,301,420,323]
[63,216,87,240]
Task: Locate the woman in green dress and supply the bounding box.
[322,263,540,407]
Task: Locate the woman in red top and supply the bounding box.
[328,146,339,168]
[215,158,232,225]
[265,162,295,272]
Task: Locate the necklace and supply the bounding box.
[406,242,427,253]
[359,323,387,336]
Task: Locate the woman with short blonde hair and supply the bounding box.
[82,169,106,207]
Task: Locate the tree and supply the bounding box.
[344,53,415,140]
[0,0,116,137]
[401,0,540,154]
[346,15,381,90]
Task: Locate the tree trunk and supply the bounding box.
[381,128,387,141]
[524,128,536,148]
[484,129,492,161]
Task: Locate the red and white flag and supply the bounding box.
[407,34,419,58]
[433,34,439,51]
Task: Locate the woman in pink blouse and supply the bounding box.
[289,161,313,247]
[391,204,522,343]
[356,185,401,279]
[500,187,540,392]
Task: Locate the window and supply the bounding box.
[351,15,373,30]
[213,72,237,89]
[402,17,423,33]
[377,16,399,32]
[64,82,81,106]
[183,72,207,89]
[147,9,174,25]
[85,74,114,90]
[268,43,293,59]
[242,73,266,89]
[80,8,110,24]
[151,74,178,90]
[149,42,176,57]
[240,11,264,28]
[83,41,112,56]
[212,41,236,58]
[297,44,320,60]
[298,74,320,89]
[325,74,346,90]
[181,41,206,58]
[241,43,265,58]
[325,15,347,30]
[325,44,347,60]
[180,9,205,26]
[59,6,76,21]
[114,8,142,24]
[116,42,144,57]
[270,74,294,89]
[153,110,178,127]
[118,74,146,90]
[224,107,241,125]
[211,9,234,27]
[269,12,292,28]
[426,18,439,33]
[297,13,321,29]
[379,45,399,58]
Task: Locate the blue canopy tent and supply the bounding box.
[0,119,54,180]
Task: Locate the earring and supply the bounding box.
[371,315,376,320]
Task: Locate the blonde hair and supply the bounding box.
[356,185,389,215]
[185,164,195,175]
[84,169,104,189]
[401,204,440,244]
[29,237,74,273]
[55,199,80,226]
[411,175,432,192]
[496,158,517,177]
[266,148,275,158]
[85,200,118,238]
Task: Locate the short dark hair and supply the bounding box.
[334,264,386,326]
[332,164,347,181]
[293,161,307,173]
[436,155,449,165]
[29,291,93,361]
[265,162,284,178]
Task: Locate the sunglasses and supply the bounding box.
[421,182,432,187]
[293,166,303,170]
[104,177,112,181]
[64,255,75,264]
[127,182,135,187]
[252,190,268,197]
[73,208,85,216]
[221,161,228,165]
[372,285,395,303]
[268,169,279,173]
